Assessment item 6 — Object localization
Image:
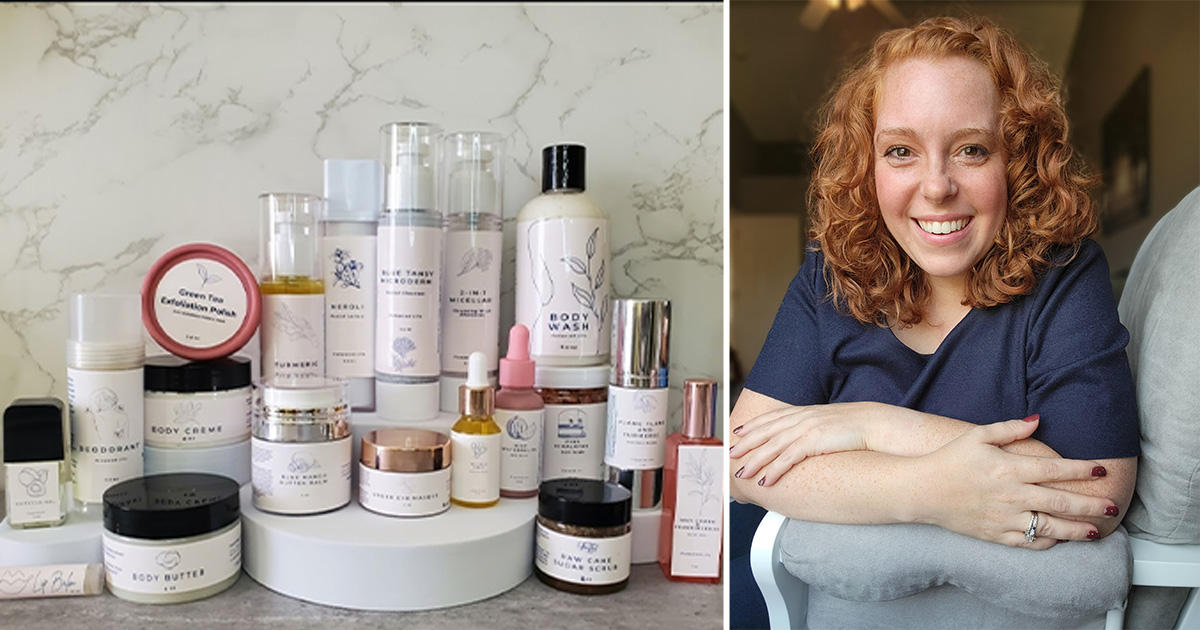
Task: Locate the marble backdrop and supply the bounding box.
[0,3,725,461]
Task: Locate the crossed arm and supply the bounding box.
[728,389,1137,548]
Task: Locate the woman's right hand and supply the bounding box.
[913,415,1119,549]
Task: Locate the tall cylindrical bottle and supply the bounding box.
[260,193,325,382]
[659,378,723,583]
[377,123,443,421]
[497,325,543,499]
[515,144,611,366]
[605,298,670,510]
[440,131,504,412]
[323,160,380,411]
[67,293,145,510]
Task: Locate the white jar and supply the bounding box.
[101,473,242,604]
[251,379,352,515]
[144,355,252,448]
[358,429,451,517]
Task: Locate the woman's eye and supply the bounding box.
[961,145,989,158]
[884,146,911,158]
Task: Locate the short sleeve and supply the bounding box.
[744,247,829,405]
[1025,240,1140,460]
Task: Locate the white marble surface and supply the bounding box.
[0,4,725,459]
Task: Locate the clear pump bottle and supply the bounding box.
[260,193,326,382]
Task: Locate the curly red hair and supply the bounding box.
[809,16,1098,327]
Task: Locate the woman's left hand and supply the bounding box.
[730,401,888,485]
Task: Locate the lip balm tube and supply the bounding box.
[0,563,104,599]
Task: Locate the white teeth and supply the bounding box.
[917,218,968,235]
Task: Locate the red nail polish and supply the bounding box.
[1105,505,1119,517]
[735,467,744,479]
[1022,414,1039,422]
[1087,530,1100,540]
[732,425,743,435]
[1092,466,1107,477]
[758,478,766,486]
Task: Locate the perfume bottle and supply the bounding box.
[67,293,144,511]
[440,131,504,412]
[322,160,381,411]
[451,352,500,508]
[497,325,543,499]
[4,398,68,528]
[376,122,443,421]
[260,193,326,382]
[658,378,723,583]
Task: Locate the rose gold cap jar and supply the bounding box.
[361,429,451,473]
[358,429,452,517]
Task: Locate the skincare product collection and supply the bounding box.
[1,125,723,607]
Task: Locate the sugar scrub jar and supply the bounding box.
[536,365,609,481]
[534,478,632,595]
[251,378,352,515]
[101,473,241,604]
[359,429,452,517]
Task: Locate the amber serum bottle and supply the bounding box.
[451,352,501,508]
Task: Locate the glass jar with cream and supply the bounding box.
[101,473,241,604]
[534,478,632,595]
[251,378,352,515]
[359,429,451,517]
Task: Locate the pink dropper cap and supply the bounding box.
[499,324,536,389]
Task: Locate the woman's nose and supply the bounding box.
[920,162,958,202]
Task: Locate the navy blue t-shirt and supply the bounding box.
[745,238,1140,460]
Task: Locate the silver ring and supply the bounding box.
[1025,511,1039,543]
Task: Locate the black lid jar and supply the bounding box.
[534,479,632,595]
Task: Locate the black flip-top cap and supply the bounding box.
[103,473,240,540]
[144,355,252,393]
[542,144,586,193]
[538,478,631,528]
[3,398,64,463]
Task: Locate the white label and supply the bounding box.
[5,462,63,525]
[376,225,441,378]
[323,235,376,379]
[144,389,251,448]
[153,258,248,350]
[450,431,500,504]
[68,367,144,504]
[0,564,93,598]
[516,217,611,360]
[442,230,503,374]
[605,386,669,469]
[535,523,630,586]
[671,444,724,578]
[498,408,543,493]
[542,402,607,481]
[358,464,450,517]
[261,294,325,381]
[103,522,241,595]
[251,438,351,514]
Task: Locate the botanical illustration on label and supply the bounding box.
[443,230,503,374]
[376,225,441,378]
[450,431,501,503]
[145,390,251,448]
[541,402,606,481]
[68,367,144,503]
[262,294,325,381]
[358,464,450,517]
[516,218,611,359]
[103,522,241,594]
[535,524,631,586]
[6,462,62,525]
[323,235,376,379]
[604,387,669,469]
[498,408,543,492]
[671,444,723,577]
[251,438,350,513]
[154,260,247,349]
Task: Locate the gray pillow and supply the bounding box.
[780,519,1131,620]
[1118,186,1200,544]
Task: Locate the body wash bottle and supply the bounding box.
[451,352,500,508]
[440,131,504,412]
[376,123,442,421]
[658,378,723,583]
[497,325,543,499]
[515,144,611,366]
[322,160,381,410]
[67,293,145,511]
[260,193,325,382]
[4,398,67,528]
